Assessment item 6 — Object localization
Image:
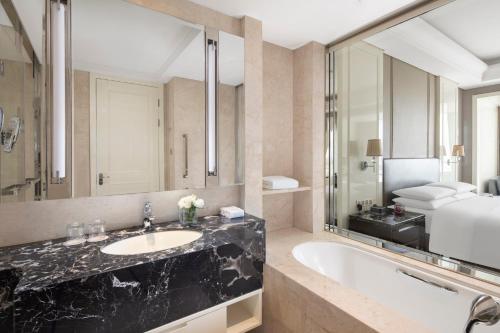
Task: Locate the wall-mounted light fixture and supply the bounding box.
[48,0,71,184]
[206,29,219,181]
[447,144,465,165]
[361,139,382,171]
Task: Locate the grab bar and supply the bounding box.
[396,269,458,294]
[182,134,188,178]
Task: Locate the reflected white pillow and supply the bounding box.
[453,192,477,200]
[427,181,476,194]
[393,186,456,201]
[393,196,456,210]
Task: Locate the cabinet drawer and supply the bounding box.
[153,308,226,333]
[391,224,421,245]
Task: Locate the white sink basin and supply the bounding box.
[101,230,203,255]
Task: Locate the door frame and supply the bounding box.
[89,73,164,196]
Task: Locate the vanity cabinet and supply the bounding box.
[1,216,265,333]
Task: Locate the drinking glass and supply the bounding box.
[64,222,86,246]
[87,219,108,242]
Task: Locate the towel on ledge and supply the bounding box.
[220,206,245,219]
[263,176,299,190]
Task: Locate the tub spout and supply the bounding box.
[464,295,500,333]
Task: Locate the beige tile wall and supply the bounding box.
[255,265,377,333]
[242,16,263,218]
[293,42,325,233]
[219,84,238,186]
[164,78,238,190]
[73,70,91,197]
[164,77,205,190]
[0,185,241,246]
[261,41,325,232]
[262,42,294,231]
[262,42,294,178]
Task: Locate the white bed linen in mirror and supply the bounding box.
[393,186,456,201]
[430,196,500,269]
[427,181,477,193]
[393,196,456,210]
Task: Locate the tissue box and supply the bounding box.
[263,176,299,190]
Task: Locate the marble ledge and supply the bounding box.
[0,215,264,292]
[265,227,500,333]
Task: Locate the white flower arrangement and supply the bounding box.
[178,195,205,223]
[178,194,205,209]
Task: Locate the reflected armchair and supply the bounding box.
[488,177,500,196]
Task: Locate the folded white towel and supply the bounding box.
[263,176,299,190]
[220,206,245,219]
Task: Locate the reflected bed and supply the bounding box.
[384,158,500,271]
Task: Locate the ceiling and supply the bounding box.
[0,1,33,63]
[190,0,417,49]
[11,0,44,61]
[423,0,500,64]
[72,0,205,84]
[72,0,244,85]
[365,0,500,89]
[9,0,244,85]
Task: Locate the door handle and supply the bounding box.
[98,173,109,185]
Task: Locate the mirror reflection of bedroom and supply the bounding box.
[325,0,500,273]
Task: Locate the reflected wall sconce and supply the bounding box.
[48,0,71,184]
[361,139,382,171]
[206,28,219,181]
[447,144,465,165]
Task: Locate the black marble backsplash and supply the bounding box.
[0,214,265,333]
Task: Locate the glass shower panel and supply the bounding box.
[325,51,337,228]
[326,42,384,230]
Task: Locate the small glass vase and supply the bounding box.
[179,207,198,224]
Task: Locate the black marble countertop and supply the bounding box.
[0,214,264,293]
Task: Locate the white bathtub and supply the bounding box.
[293,241,499,333]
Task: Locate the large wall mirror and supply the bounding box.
[326,0,500,283]
[0,0,244,203]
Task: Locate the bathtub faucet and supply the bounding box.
[464,295,500,333]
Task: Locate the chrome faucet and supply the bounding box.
[143,201,155,231]
[464,295,500,333]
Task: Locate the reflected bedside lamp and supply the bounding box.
[447,144,465,165]
[361,139,382,171]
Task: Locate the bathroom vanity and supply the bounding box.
[0,215,265,333]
